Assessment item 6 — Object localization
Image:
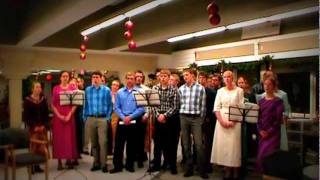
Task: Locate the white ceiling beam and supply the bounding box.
[17,0,119,47]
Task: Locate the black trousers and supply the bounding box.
[153,114,180,169]
[75,107,84,155]
[136,118,146,163]
[113,123,137,169]
[203,118,216,170]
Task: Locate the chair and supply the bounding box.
[262,150,302,180]
[0,128,49,180]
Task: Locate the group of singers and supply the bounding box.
[22,68,289,179]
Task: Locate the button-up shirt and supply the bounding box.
[115,86,145,120]
[152,84,180,118]
[179,82,206,117]
[83,85,113,121]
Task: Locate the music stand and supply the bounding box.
[228,103,259,178]
[55,90,87,180]
[133,90,161,180]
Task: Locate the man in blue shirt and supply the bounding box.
[110,72,145,173]
[83,71,112,173]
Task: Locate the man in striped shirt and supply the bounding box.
[179,68,208,179]
[148,69,180,174]
[83,71,113,173]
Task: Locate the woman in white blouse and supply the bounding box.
[211,70,244,179]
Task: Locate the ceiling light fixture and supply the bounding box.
[167,6,318,43]
[167,26,225,42]
[227,6,318,29]
[81,0,173,36]
[193,26,226,37]
[167,34,194,42]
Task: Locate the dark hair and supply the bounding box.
[183,68,197,77]
[60,71,70,77]
[198,71,208,78]
[77,74,84,80]
[91,71,103,77]
[135,70,145,83]
[212,73,222,82]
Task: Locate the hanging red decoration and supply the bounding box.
[124,31,133,40]
[46,74,53,81]
[125,20,134,30]
[207,2,219,14]
[207,1,221,26]
[80,44,86,52]
[209,14,221,26]
[80,52,86,60]
[83,35,89,42]
[128,40,137,49]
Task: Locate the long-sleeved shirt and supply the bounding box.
[23,96,50,129]
[115,86,145,121]
[179,82,206,117]
[152,84,180,118]
[83,85,113,121]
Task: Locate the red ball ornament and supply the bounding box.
[207,2,219,14]
[80,52,86,60]
[209,14,221,26]
[83,35,89,42]
[46,74,52,81]
[80,44,86,52]
[124,31,133,40]
[128,40,137,49]
[125,20,134,30]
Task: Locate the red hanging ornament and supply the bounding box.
[125,20,134,30]
[209,14,221,26]
[46,74,52,81]
[124,31,133,40]
[80,52,86,60]
[80,44,86,52]
[207,2,219,14]
[83,35,89,42]
[128,40,137,49]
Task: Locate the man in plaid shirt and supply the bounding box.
[179,68,208,179]
[148,69,180,175]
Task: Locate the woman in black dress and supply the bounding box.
[23,81,50,173]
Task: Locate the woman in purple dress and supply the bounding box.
[256,77,284,172]
[52,71,78,170]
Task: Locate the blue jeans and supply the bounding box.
[180,114,206,174]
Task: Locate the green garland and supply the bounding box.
[189,55,275,73]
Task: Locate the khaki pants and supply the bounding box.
[87,117,108,166]
[83,120,90,152]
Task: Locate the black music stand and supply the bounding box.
[228,103,259,178]
[55,90,87,180]
[133,90,161,180]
